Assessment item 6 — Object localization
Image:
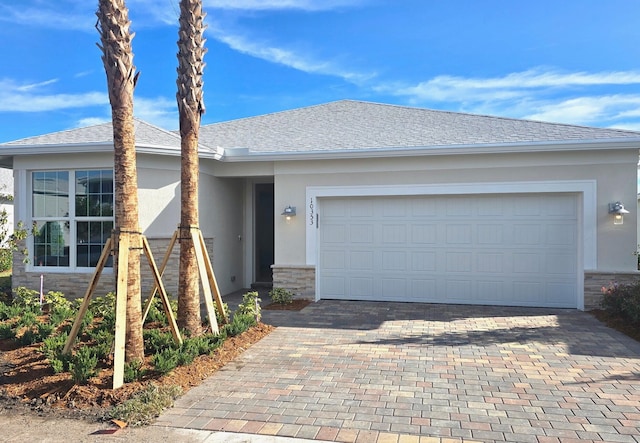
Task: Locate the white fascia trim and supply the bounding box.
[221,139,640,162]
[305,180,596,308]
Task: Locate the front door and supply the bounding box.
[254,183,274,285]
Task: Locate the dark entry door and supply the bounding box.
[254,183,274,284]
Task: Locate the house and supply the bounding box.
[0,168,14,248]
[1,100,639,310]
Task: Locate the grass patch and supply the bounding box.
[108,384,183,426]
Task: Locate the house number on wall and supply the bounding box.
[309,198,314,226]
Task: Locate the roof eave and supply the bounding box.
[220,138,640,162]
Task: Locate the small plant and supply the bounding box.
[12,286,41,311]
[237,291,261,322]
[17,310,38,328]
[0,322,16,339]
[69,346,98,385]
[152,348,180,375]
[89,292,116,318]
[601,280,640,324]
[109,383,182,427]
[49,303,76,327]
[144,328,179,354]
[90,328,115,361]
[269,287,294,305]
[124,359,146,383]
[41,332,71,373]
[223,312,257,337]
[0,302,22,321]
[214,301,229,325]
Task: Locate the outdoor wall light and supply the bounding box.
[281,206,296,220]
[608,201,629,225]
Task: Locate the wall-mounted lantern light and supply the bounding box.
[281,206,296,221]
[608,201,629,225]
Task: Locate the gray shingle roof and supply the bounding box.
[2,119,182,149]
[199,100,640,153]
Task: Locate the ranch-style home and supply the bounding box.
[1,99,639,310]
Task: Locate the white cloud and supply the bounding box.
[205,0,364,11]
[0,79,108,112]
[377,68,640,128]
[134,96,178,131]
[384,68,640,104]
[76,117,110,128]
[0,2,94,31]
[208,24,376,84]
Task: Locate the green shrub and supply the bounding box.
[70,346,98,384]
[223,312,256,337]
[89,292,116,318]
[152,348,180,374]
[42,333,72,374]
[237,291,261,321]
[601,281,640,324]
[49,304,76,327]
[89,329,114,361]
[124,359,146,383]
[17,310,38,328]
[269,287,294,305]
[0,322,16,339]
[12,287,42,313]
[214,301,229,325]
[0,248,12,272]
[0,301,22,321]
[144,329,179,354]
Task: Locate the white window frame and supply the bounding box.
[28,169,114,273]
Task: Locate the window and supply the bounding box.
[31,169,113,269]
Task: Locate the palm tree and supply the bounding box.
[96,0,144,361]
[176,0,207,335]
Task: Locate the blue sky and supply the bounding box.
[1,0,640,143]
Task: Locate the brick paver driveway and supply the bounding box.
[155,301,640,443]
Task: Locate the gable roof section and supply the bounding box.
[199,100,640,159]
[2,119,182,149]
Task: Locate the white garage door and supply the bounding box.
[318,194,578,308]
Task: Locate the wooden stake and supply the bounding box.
[196,229,228,324]
[62,237,113,355]
[191,228,219,334]
[142,236,182,345]
[112,233,130,390]
[142,229,178,322]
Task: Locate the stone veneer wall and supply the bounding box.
[272,265,315,299]
[11,237,214,300]
[583,270,640,310]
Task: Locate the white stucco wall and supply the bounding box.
[269,148,639,273]
[12,152,246,296]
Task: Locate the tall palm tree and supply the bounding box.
[176,0,207,335]
[96,0,144,361]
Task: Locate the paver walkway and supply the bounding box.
[154,301,640,443]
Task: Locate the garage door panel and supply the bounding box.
[382,250,407,271]
[382,224,407,243]
[412,251,437,271]
[318,194,578,308]
[411,224,437,243]
[349,224,374,243]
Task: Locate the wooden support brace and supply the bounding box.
[197,229,228,324]
[142,236,182,345]
[191,228,219,334]
[62,237,113,355]
[112,233,130,390]
[142,229,178,323]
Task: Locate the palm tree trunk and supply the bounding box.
[176,0,206,335]
[96,0,144,361]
